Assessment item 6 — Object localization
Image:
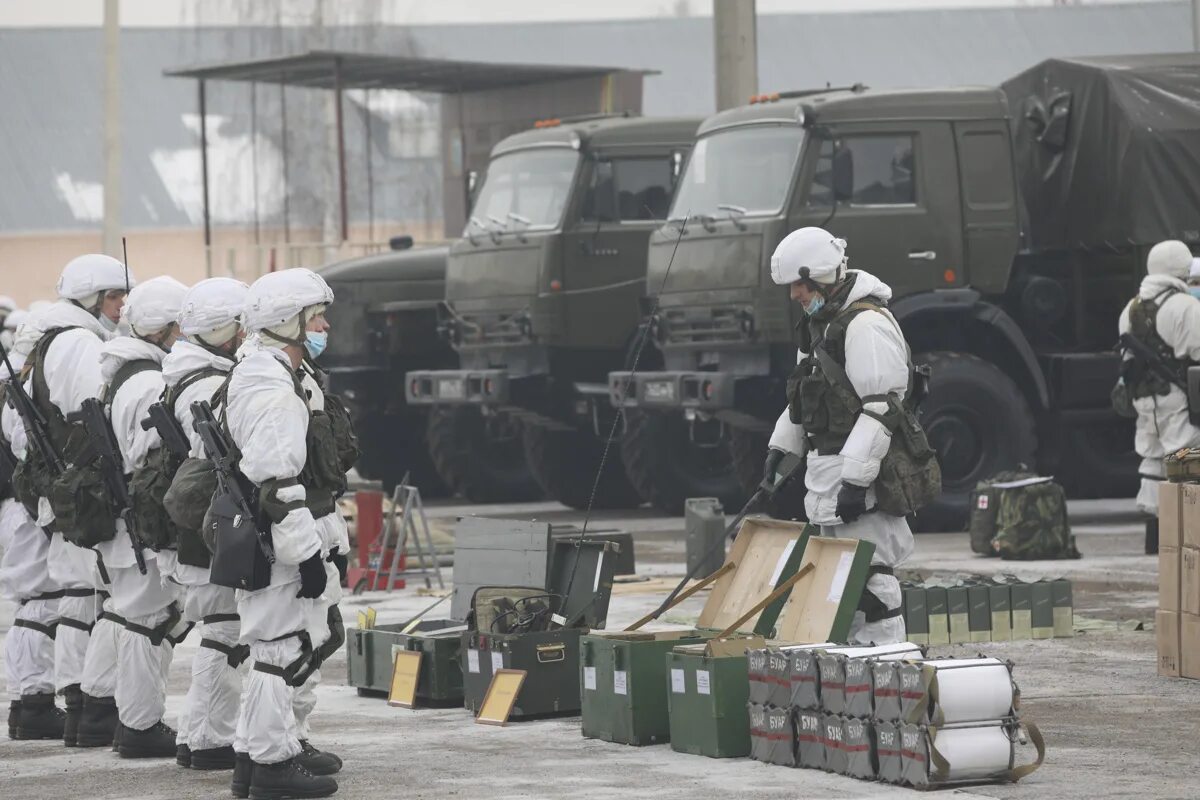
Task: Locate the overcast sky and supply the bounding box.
[0,0,1170,28]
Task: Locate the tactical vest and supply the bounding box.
[785,300,941,518]
[1126,288,1191,399]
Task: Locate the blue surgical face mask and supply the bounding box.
[803,296,825,316]
[1189,287,1200,300]
[303,331,328,359]
[98,313,119,332]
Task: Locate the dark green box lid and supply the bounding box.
[1009,583,1032,610]
[946,587,969,615]
[967,586,991,631]
[903,587,928,635]
[1051,579,1073,607]
[1031,582,1054,628]
[925,587,948,614]
[988,585,1011,611]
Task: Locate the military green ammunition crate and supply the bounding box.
[667,649,754,758]
[345,620,465,702]
[580,518,811,746]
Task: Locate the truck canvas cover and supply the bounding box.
[1003,54,1200,252]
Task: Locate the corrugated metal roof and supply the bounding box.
[0,1,1192,233]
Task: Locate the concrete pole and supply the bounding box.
[713,0,758,112]
[1193,0,1200,51]
[102,0,121,257]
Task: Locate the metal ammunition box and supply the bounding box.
[1052,579,1074,637]
[902,585,928,645]
[1010,583,1033,639]
[345,619,466,702]
[947,586,971,644]
[968,585,992,643]
[925,587,950,645]
[989,584,1012,641]
[581,518,809,746]
[1031,581,1054,639]
[667,648,755,758]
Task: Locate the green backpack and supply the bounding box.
[989,477,1081,561]
[968,469,1037,555]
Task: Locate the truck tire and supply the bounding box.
[619,410,747,515]
[912,351,1037,532]
[1053,419,1139,499]
[522,423,643,511]
[426,408,542,503]
[727,427,808,522]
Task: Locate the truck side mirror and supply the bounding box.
[389,235,414,251]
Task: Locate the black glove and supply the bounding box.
[327,547,349,585]
[296,553,328,599]
[836,482,869,524]
[762,448,785,487]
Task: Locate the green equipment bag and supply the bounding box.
[51,455,117,547]
[1165,448,1200,482]
[990,477,1080,560]
[128,445,181,551]
[968,469,1037,555]
[163,456,219,566]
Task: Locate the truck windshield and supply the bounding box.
[670,125,804,219]
[468,148,579,232]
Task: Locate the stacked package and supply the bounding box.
[746,647,1045,788]
[901,575,1073,645]
[1157,481,1200,679]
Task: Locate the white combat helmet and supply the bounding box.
[770,226,848,286]
[1147,240,1193,279]
[122,276,188,337]
[0,296,16,313]
[4,309,28,331]
[56,254,136,304]
[243,268,334,342]
[180,277,250,346]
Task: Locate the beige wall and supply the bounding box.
[0,220,444,307]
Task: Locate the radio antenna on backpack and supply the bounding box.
[121,236,130,293]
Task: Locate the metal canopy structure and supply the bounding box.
[166,51,651,255]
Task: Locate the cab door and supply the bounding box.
[788,122,964,302]
[561,153,681,351]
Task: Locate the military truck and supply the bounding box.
[320,243,540,500]
[610,55,1200,529]
[406,114,739,510]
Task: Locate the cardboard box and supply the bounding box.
[968,585,992,643]
[1157,610,1181,677]
[1160,546,1181,612]
[989,585,1012,642]
[1010,584,1033,640]
[947,587,971,644]
[1052,579,1074,638]
[1182,612,1200,680]
[1160,481,1183,549]
[1182,483,1200,550]
[1182,548,1200,617]
[1031,582,1054,639]
[925,587,949,645]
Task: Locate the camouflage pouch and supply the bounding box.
[322,394,360,475]
[128,445,182,551]
[991,477,1080,560]
[874,398,942,518]
[50,454,117,547]
[11,458,43,519]
[164,456,218,564]
[299,412,342,518]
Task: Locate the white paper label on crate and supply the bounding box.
[827,551,855,603]
[594,552,605,593]
[696,670,711,695]
[769,540,798,588]
[467,649,480,674]
[614,670,628,695]
[490,651,504,672]
[671,668,686,694]
[584,667,597,691]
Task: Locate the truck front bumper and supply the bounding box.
[608,370,737,412]
[406,369,514,406]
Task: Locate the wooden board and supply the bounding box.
[697,517,807,631]
[773,536,874,643]
[387,650,422,708]
[475,669,528,726]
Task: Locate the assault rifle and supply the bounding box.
[140,401,192,459]
[74,397,147,574]
[191,401,274,590]
[1119,332,1187,392]
[0,341,64,481]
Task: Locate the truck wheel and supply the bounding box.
[727,427,808,522]
[618,410,747,515]
[426,408,542,503]
[1053,419,1139,499]
[912,351,1037,532]
[522,423,643,510]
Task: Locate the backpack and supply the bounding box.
[53,358,158,547]
[989,477,1080,561]
[163,456,218,563]
[968,469,1037,555]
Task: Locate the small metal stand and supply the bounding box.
[380,483,445,592]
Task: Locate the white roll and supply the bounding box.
[932,724,1014,782]
[930,658,1014,724]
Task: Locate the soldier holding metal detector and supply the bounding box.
[762,228,940,646]
[197,268,351,799]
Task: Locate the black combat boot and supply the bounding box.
[191,744,237,770]
[15,693,66,740]
[118,721,178,758]
[177,742,192,767]
[231,751,253,798]
[248,757,337,800]
[61,685,83,747]
[296,740,342,775]
[75,694,118,748]
[8,700,19,739]
[1146,518,1159,555]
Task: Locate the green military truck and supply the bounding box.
[406,114,746,509]
[611,55,1200,528]
[320,243,539,499]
